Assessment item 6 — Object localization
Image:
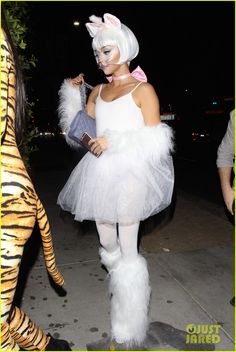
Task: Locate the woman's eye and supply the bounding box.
[104,51,110,55]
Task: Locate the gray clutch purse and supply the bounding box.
[68,110,96,146]
[67,82,96,146]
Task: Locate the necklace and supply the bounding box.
[112,73,131,81]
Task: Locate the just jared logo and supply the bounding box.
[186,324,221,344]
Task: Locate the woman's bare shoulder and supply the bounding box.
[135,82,159,102]
[91,84,101,94]
[138,82,157,94]
[88,84,103,102]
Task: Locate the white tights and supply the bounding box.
[96,222,140,258]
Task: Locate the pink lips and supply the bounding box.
[99,64,110,71]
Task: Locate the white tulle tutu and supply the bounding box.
[57,147,174,225]
[57,80,175,224]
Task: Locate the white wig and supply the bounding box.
[86,13,139,64]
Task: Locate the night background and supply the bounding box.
[25,0,234,135]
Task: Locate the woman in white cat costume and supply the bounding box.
[58,13,174,347]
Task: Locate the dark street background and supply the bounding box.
[24,1,234,131]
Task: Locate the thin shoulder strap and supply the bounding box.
[130,81,143,94]
[98,84,103,96]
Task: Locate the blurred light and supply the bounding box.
[39,132,55,137]
[161,114,176,121]
[191,132,209,141]
[192,132,199,141]
[73,21,80,26]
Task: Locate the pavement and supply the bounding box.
[16,143,235,351]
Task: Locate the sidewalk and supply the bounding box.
[20,168,234,351]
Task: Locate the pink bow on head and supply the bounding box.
[86,13,121,38]
[106,66,147,83]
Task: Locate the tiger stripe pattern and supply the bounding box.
[8,306,50,350]
[1,28,64,350]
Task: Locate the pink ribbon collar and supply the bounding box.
[106,66,147,83]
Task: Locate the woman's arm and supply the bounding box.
[86,84,101,118]
[70,74,101,119]
[135,82,161,126]
[218,167,234,215]
[217,110,235,215]
[58,73,99,148]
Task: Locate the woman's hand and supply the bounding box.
[70,73,85,86]
[89,137,108,155]
[222,186,235,215]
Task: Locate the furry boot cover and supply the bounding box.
[99,247,121,272]
[109,254,151,346]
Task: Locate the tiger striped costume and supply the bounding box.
[1,27,65,350]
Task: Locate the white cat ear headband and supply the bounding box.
[86,13,121,37]
[85,13,148,82]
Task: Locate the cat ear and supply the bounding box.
[85,22,101,37]
[86,15,103,37]
[89,15,103,24]
[86,13,121,37]
[103,13,121,29]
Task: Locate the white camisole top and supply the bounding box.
[95,82,145,137]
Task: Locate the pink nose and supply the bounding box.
[98,61,107,69]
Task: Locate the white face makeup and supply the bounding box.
[94,45,120,69]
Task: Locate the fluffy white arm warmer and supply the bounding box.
[104,123,174,160]
[58,79,83,148]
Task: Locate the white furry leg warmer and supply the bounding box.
[109,255,151,346]
[99,247,121,272]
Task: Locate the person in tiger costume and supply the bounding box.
[1,10,71,351]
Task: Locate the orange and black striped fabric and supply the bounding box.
[1,28,64,350]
